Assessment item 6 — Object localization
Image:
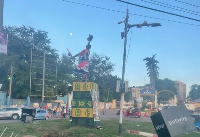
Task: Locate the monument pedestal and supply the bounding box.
[71,82,100,127]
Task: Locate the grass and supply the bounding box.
[0,119,199,137]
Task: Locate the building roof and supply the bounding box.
[192,98,200,103]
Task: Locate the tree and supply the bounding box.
[56,53,74,96]
[87,53,119,102]
[124,90,132,102]
[189,84,200,100]
[155,78,177,104]
[143,54,159,89]
[0,26,58,98]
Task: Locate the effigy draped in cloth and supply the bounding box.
[72,35,93,81]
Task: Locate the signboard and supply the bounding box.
[116,80,120,92]
[151,104,195,137]
[0,33,8,54]
[72,108,93,118]
[33,103,39,108]
[140,88,155,95]
[91,89,100,121]
[71,82,99,127]
[136,97,143,102]
[116,80,128,92]
[47,103,52,108]
[73,82,98,91]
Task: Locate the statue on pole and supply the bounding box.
[70,34,93,81]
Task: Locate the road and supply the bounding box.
[0,119,21,124]
[100,109,151,122]
[0,109,151,124]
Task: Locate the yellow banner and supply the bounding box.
[73,82,98,91]
[72,108,93,118]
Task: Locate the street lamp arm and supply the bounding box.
[128,22,161,28]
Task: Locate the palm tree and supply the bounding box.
[143,54,159,89]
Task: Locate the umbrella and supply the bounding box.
[54,100,64,103]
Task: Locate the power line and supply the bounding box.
[174,0,200,8]
[62,0,126,13]
[136,0,200,16]
[149,0,200,14]
[116,0,200,22]
[61,0,200,26]
[129,12,200,26]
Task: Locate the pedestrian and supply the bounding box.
[61,106,65,118]
[103,103,106,115]
[63,107,66,118]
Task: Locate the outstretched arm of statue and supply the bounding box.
[71,53,80,59]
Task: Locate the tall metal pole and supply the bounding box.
[42,51,45,105]
[55,62,57,96]
[9,65,13,97]
[0,0,4,32]
[119,8,129,136]
[29,48,32,96]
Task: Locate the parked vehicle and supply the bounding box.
[34,109,50,120]
[191,115,200,132]
[124,107,141,118]
[21,108,36,122]
[116,109,124,115]
[0,107,21,120]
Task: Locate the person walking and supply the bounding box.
[103,103,106,115]
[63,107,66,118]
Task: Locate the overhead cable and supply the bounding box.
[149,0,200,14]
[173,0,200,8]
[61,0,200,26]
[116,0,200,22]
[136,0,200,16]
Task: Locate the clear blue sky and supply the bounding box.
[3,0,200,94]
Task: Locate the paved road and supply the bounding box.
[0,119,21,124]
[100,109,151,122]
[0,109,151,124]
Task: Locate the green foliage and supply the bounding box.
[189,84,200,100]
[88,53,120,102]
[0,26,58,99]
[143,54,159,89]
[0,26,121,102]
[124,90,132,102]
[56,53,74,96]
[155,78,177,103]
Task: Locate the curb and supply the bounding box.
[127,130,158,137]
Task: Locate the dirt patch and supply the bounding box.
[88,133,96,137]
[23,135,37,137]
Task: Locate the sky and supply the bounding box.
[3,0,200,94]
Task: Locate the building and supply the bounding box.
[175,81,186,103]
[0,91,6,106]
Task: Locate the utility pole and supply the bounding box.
[0,0,4,32]
[9,65,13,97]
[42,51,45,105]
[118,9,161,136]
[55,62,57,96]
[118,8,129,136]
[30,48,32,96]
